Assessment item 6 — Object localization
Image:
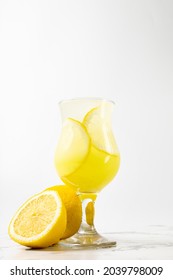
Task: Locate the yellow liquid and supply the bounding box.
[56,145,120,193]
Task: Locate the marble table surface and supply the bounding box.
[1,226,173,260]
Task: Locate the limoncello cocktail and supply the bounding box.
[54,99,120,248]
[55,104,120,193]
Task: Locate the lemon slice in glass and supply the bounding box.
[55,118,90,176]
[83,105,119,155]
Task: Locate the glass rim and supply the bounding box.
[59,97,115,105]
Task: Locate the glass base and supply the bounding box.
[60,232,116,249]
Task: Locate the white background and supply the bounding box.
[0,0,173,235]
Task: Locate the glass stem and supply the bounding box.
[78,193,98,235]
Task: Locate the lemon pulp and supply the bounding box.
[8,190,67,248]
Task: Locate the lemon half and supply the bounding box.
[8,190,67,248]
[46,185,82,239]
